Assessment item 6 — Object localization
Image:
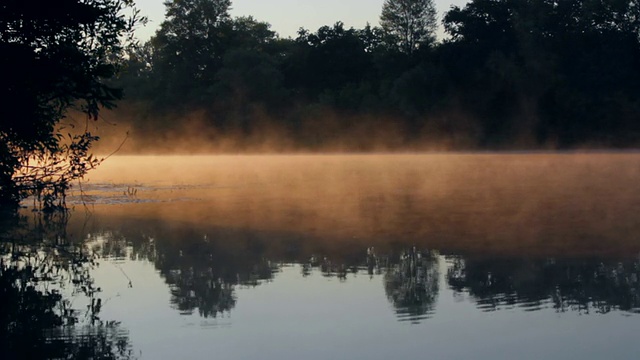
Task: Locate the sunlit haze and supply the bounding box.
[78,154,640,258]
[5,0,640,358]
[133,0,470,40]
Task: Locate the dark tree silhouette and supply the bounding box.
[441,0,640,147]
[293,22,375,101]
[0,0,144,210]
[150,0,231,108]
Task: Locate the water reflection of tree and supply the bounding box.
[91,226,281,318]
[447,256,640,314]
[87,214,640,323]
[94,220,446,323]
[0,212,136,359]
[295,247,440,323]
[383,248,439,323]
[158,235,281,318]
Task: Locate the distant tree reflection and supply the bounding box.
[166,268,237,318]
[294,247,440,323]
[383,248,439,323]
[90,227,281,318]
[447,256,640,314]
[80,214,640,324]
[158,239,280,318]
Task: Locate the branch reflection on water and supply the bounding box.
[0,212,136,360]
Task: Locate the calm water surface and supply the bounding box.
[4,154,640,359]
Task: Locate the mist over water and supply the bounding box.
[88,107,483,155]
[76,153,640,258]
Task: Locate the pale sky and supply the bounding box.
[133,0,470,41]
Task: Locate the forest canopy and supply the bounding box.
[115,0,640,152]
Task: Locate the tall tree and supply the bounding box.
[380,0,438,54]
[151,0,232,106]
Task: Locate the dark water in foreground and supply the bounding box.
[3,154,640,359]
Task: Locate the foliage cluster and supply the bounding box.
[0,0,144,209]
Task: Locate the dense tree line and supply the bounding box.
[116,0,640,150]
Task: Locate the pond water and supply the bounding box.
[3,154,640,359]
